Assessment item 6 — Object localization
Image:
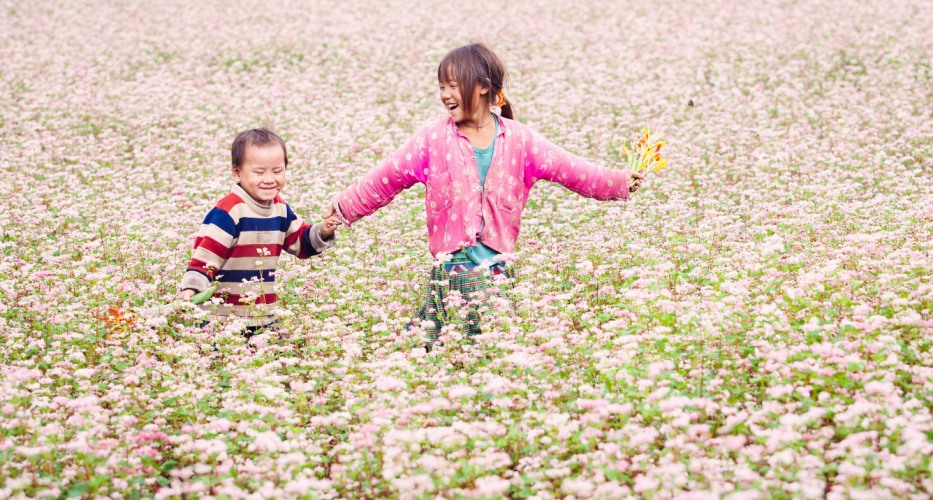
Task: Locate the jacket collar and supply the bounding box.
[448,114,508,141]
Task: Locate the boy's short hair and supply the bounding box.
[231,128,288,168]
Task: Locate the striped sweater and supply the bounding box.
[180,184,335,326]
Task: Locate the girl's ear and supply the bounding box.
[231,165,240,181]
[476,80,490,97]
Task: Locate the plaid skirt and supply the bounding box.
[413,257,515,341]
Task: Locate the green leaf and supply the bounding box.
[67,482,89,498]
[161,459,178,473]
[190,285,217,305]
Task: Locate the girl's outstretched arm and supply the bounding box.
[332,131,430,226]
[526,130,632,200]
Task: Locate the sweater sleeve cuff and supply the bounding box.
[307,223,336,253]
[180,271,211,292]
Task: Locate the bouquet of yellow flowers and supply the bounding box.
[621,126,667,175]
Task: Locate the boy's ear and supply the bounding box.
[231,165,240,180]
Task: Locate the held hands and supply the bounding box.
[320,205,343,239]
[321,215,341,239]
[179,289,196,301]
[629,171,645,193]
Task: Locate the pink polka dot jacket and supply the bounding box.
[334,115,632,258]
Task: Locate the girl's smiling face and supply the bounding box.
[440,78,487,126]
[232,144,286,206]
[439,79,466,122]
[437,45,507,126]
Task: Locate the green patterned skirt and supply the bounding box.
[412,257,515,342]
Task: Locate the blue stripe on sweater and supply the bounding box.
[285,204,299,223]
[301,227,314,256]
[237,216,288,233]
[217,268,277,283]
[204,208,237,237]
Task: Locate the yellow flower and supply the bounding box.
[620,125,667,175]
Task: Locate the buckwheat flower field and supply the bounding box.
[1,0,931,498]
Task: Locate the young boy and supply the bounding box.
[179,128,339,331]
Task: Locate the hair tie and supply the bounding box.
[496,90,507,107]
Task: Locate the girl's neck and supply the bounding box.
[458,110,497,149]
[458,109,494,130]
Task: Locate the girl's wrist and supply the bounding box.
[330,198,352,227]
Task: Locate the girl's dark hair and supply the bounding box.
[231,128,288,168]
[438,43,513,120]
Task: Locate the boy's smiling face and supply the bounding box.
[232,143,286,206]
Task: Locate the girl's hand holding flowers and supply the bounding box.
[621,126,666,193]
[630,171,645,193]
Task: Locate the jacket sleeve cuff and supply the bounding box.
[180,271,211,292]
[331,197,352,227]
[620,169,632,200]
[308,223,336,253]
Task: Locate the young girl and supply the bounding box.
[328,42,644,345]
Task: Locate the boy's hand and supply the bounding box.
[320,216,341,239]
[629,171,645,193]
[179,289,196,301]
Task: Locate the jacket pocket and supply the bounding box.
[426,172,453,215]
[493,172,522,213]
